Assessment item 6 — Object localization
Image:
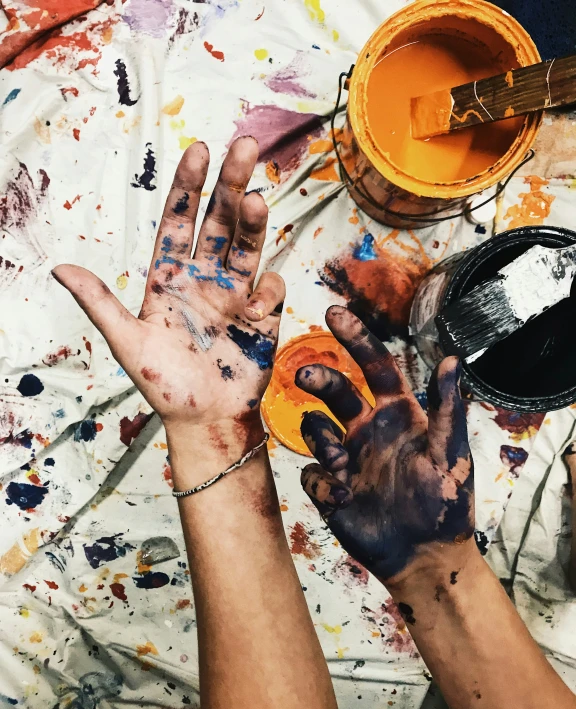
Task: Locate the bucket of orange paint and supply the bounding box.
[337,0,542,229]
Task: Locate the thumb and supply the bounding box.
[301,463,353,519]
[427,356,469,469]
[52,265,141,361]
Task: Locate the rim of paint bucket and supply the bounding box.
[444,226,576,412]
[349,0,543,200]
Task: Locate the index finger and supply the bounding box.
[325,305,407,399]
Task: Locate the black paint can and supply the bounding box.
[410,226,576,412]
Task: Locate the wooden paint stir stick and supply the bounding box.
[411,54,576,140]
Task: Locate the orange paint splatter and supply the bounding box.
[309,138,333,154]
[136,641,158,657]
[348,209,359,225]
[266,159,281,184]
[504,175,556,228]
[203,41,224,62]
[63,195,82,210]
[73,128,80,141]
[44,580,58,590]
[313,227,324,239]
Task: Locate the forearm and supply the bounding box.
[167,422,337,709]
[385,543,576,709]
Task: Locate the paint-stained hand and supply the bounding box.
[295,306,474,584]
[53,139,284,467]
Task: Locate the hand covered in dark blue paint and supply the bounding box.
[53,138,284,456]
[295,306,474,584]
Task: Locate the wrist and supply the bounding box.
[381,537,483,601]
[165,412,266,491]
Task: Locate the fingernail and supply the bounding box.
[246,301,265,319]
[329,484,353,508]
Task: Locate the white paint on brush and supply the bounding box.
[499,244,576,323]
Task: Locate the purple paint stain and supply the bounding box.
[6,482,48,510]
[122,0,175,38]
[83,535,136,569]
[264,52,317,98]
[133,572,170,589]
[227,104,324,176]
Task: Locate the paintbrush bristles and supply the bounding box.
[435,277,523,359]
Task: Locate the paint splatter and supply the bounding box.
[0,163,50,239]
[173,192,189,214]
[500,445,529,476]
[83,535,136,569]
[475,530,489,555]
[0,693,19,705]
[332,555,370,587]
[74,419,102,442]
[504,175,556,228]
[110,583,127,601]
[113,59,139,106]
[3,88,21,106]
[361,601,418,655]
[42,345,76,366]
[226,325,274,370]
[353,234,377,261]
[264,51,316,98]
[319,234,430,340]
[6,482,48,510]
[228,104,324,183]
[133,572,170,589]
[204,41,225,61]
[304,0,325,23]
[216,359,234,380]
[17,374,44,397]
[122,0,175,38]
[119,413,153,446]
[493,409,545,441]
[289,522,321,559]
[131,143,157,191]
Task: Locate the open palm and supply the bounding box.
[54,138,284,452]
[295,306,475,583]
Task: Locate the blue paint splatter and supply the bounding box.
[414,391,428,411]
[247,399,258,409]
[45,458,55,467]
[161,235,173,252]
[206,236,227,253]
[227,325,274,370]
[231,245,247,259]
[117,366,127,377]
[131,143,157,191]
[312,44,321,49]
[229,265,252,277]
[155,254,183,270]
[3,89,21,106]
[17,374,44,397]
[74,419,99,442]
[187,264,235,290]
[475,224,487,234]
[173,192,189,214]
[84,535,136,569]
[133,572,170,589]
[0,693,18,705]
[6,482,48,510]
[353,234,377,261]
[54,408,66,419]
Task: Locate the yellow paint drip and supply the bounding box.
[304,0,325,23]
[332,29,339,42]
[116,274,128,290]
[29,632,43,644]
[179,136,197,150]
[254,48,268,60]
[321,623,342,634]
[162,95,185,116]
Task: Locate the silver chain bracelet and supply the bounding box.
[172,434,270,498]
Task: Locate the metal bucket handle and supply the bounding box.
[331,67,536,225]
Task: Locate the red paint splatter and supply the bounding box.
[333,554,370,586]
[141,367,161,383]
[73,128,80,141]
[187,395,196,408]
[110,582,127,601]
[119,413,152,447]
[176,599,191,610]
[44,580,59,590]
[42,345,76,366]
[162,463,173,489]
[28,474,41,485]
[493,409,545,436]
[61,87,79,98]
[95,423,103,432]
[203,41,225,61]
[63,195,82,210]
[162,392,171,402]
[57,515,71,523]
[207,424,229,456]
[289,522,321,560]
[83,337,92,355]
[255,7,265,20]
[23,584,36,592]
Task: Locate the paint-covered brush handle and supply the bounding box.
[412,54,576,139]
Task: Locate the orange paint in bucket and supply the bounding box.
[341,0,542,228]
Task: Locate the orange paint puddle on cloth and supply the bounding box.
[504,175,556,228]
[262,332,375,456]
[366,36,524,183]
